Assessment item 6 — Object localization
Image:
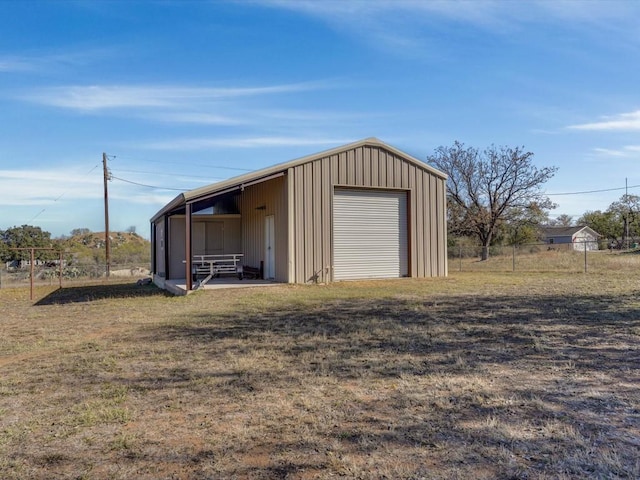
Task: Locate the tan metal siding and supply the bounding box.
[438,176,448,276]
[408,165,419,277]
[355,147,364,185]
[155,218,165,277]
[377,149,387,187]
[415,169,425,276]
[288,144,447,283]
[303,162,313,279]
[168,216,186,280]
[239,176,288,282]
[294,165,305,282]
[363,147,371,185]
[313,160,323,281]
[287,169,295,281]
[321,158,331,281]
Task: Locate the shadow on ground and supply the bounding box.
[15,289,640,479]
[34,282,170,305]
[121,291,640,478]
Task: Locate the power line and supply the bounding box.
[112,154,253,172]
[547,184,640,196]
[25,208,47,224]
[110,175,191,191]
[110,168,226,181]
[24,161,102,224]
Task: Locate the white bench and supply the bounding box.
[192,254,244,287]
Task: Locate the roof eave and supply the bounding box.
[150,193,186,223]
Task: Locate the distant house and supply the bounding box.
[541,226,600,251]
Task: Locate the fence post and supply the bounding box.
[59,251,63,289]
[512,244,516,272]
[459,244,463,272]
[584,240,588,273]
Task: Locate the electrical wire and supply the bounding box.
[24,162,102,224]
[110,168,226,181]
[546,184,640,196]
[112,154,253,172]
[110,175,191,191]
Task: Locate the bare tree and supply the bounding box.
[552,214,574,227]
[428,142,557,260]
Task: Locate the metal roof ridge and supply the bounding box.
[150,137,446,222]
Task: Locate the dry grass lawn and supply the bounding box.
[1,268,639,479]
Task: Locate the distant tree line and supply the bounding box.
[1,226,150,267]
[578,194,640,249]
[0,225,58,262]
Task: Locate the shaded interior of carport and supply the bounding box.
[151,172,287,292]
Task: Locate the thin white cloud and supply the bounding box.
[22,81,337,111]
[592,145,640,157]
[257,0,508,28]
[568,111,640,131]
[150,108,369,127]
[260,0,640,28]
[0,167,180,207]
[253,109,370,122]
[150,112,244,125]
[136,136,355,151]
[255,0,640,53]
[0,57,36,72]
[0,49,115,74]
[0,169,102,206]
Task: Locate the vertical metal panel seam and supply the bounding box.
[287,168,295,283]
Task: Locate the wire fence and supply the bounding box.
[448,241,638,274]
[0,263,150,290]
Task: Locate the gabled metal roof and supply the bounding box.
[541,225,601,238]
[150,137,446,223]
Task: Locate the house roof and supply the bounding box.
[541,225,601,238]
[151,137,447,223]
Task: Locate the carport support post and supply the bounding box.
[185,204,193,291]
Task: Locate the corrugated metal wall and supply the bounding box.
[239,176,289,282]
[168,216,186,280]
[154,218,165,277]
[191,216,242,255]
[288,145,447,283]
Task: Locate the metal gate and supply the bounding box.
[333,188,408,280]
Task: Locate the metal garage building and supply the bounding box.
[150,138,447,292]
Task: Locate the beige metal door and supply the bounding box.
[265,215,275,279]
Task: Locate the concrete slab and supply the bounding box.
[163,277,280,295]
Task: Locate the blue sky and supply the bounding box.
[1,0,639,238]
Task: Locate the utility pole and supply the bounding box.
[103,152,111,277]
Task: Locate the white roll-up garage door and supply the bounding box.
[333,188,408,280]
